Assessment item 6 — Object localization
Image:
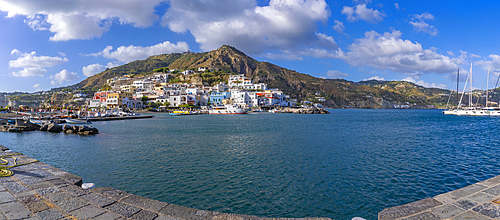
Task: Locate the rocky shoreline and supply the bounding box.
[0,119,98,135]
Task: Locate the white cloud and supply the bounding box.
[333,20,345,34]
[404,71,423,80]
[0,0,166,41]
[341,30,459,74]
[353,0,372,4]
[82,63,106,77]
[89,41,189,63]
[50,69,79,85]
[82,62,118,77]
[402,76,447,89]
[476,54,500,77]
[470,53,481,58]
[409,12,438,36]
[263,47,344,60]
[316,33,338,49]
[162,0,330,54]
[341,4,385,23]
[33,84,41,90]
[363,76,385,81]
[326,70,349,79]
[447,51,454,56]
[9,50,67,77]
[47,13,107,41]
[394,3,399,9]
[12,67,47,77]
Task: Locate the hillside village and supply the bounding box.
[89,67,298,110]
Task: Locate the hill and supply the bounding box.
[74,45,457,108]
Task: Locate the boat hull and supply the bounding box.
[209,112,247,115]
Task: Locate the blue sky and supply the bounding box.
[1,0,500,92]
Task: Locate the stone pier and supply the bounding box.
[0,144,331,220]
[379,176,500,220]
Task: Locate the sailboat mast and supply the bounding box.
[470,63,473,108]
[487,68,490,108]
[457,68,459,105]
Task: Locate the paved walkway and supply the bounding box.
[379,175,500,219]
[0,145,331,220]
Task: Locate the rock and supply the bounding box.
[40,124,49,131]
[7,127,19,132]
[61,124,72,131]
[62,125,98,135]
[78,125,90,132]
[47,123,62,133]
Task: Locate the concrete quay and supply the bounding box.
[86,115,154,121]
[0,144,331,220]
[379,175,500,220]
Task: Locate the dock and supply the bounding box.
[86,115,154,121]
[379,175,500,219]
[0,144,331,220]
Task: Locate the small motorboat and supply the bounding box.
[65,118,89,124]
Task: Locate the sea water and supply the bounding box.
[1,109,500,219]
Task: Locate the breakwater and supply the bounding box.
[0,119,99,135]
[0,144,332,220]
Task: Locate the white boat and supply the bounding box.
[209,105,247,115]
[29,119,47,126]
[65,118,88,124]
[458,67,500,116]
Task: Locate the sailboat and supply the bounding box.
[446,64,500,116]
[477,68,500,116]
[444,63,478,116]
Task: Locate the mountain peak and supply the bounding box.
[212,45,248,57]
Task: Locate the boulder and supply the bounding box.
[62,124,72,131]
[78,125,90,132]
[7,127,19,132]
[47,123,62,133]
[78,126,98,135]
[40,124,49,131]
[88,127,99,134]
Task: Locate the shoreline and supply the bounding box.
[0,144,332,220]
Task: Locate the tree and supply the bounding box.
[179,104,196,108]
[141,96,149,103]
[102,84,112,91]
[163,101,170,107]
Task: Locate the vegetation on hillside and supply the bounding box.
[73,45,459,108]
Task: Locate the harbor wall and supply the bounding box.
[379,175,500,219]
[0,144,332,220]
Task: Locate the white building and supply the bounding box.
[231,91,254,107]
[182,70,194,75]
[228,74,253,89]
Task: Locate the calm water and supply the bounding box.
[2,109,500,219]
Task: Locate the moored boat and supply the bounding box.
[209,105,246,115]
[65,118,88,124]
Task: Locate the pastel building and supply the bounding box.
[209,92,231,106]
